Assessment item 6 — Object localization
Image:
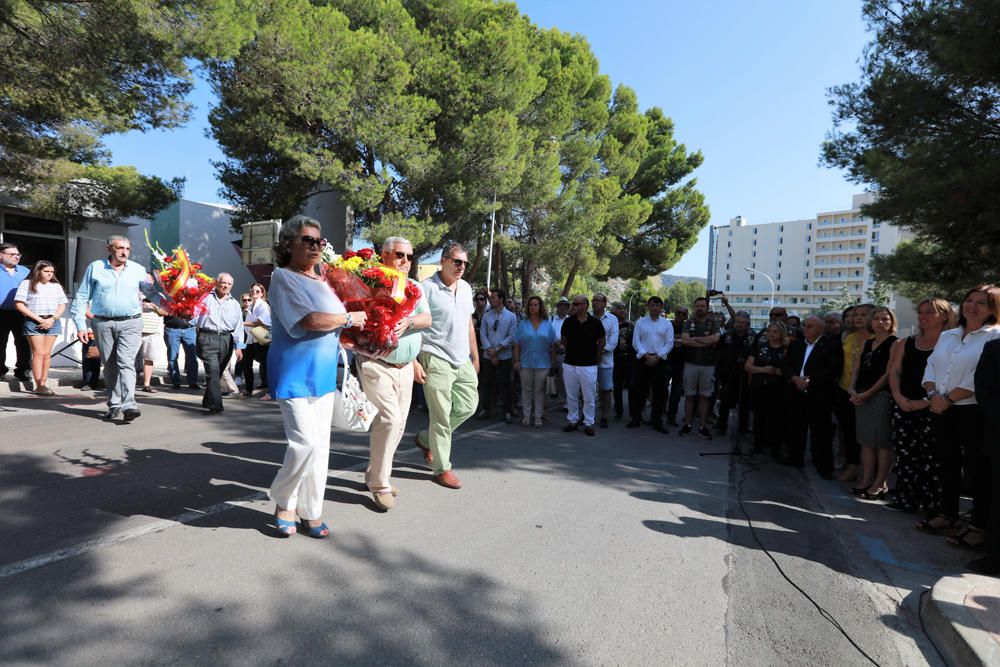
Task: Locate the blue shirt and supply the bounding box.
[481,307,518,360]
[0,265,30,310]
[70,258,158,330]
[267,268,345,399]
[514,318,556,369]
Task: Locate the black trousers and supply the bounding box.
[242,342,269,392]
[931,405,991,526]
[479,357,513,415]
[782,386,835,476]
[197,332,234,411]
[833,386,859,465]
[987,449,999,565]
[612,354,632,418]
[717,368,750,433]
[0,309,30,376]
[666,359,684,420]
[81,339,102,388]
[751,381,784,452]
[631,358,667,426]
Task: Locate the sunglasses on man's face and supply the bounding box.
[446,256,468,268]
[299,235,328,249]
[393,250,415,262]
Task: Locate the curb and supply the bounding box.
[921,574,1000,666]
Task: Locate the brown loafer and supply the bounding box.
[433,470,462,489]
[415,434,433,466]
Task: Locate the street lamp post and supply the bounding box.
[485,189,497,289]
[744,267,775,325]
[627,293,636,321]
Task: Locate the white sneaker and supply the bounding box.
[534,416,543,428]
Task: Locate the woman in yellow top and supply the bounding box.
[835,303,873,482]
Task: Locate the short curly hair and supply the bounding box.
[272,215,322,267]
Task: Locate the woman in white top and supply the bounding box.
[918,284,1000,547]
[14,260,68,395]
[243,282,273,400]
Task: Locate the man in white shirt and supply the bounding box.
[628,296,674,433]
[550,296,571,406]
[592,293,619,429]
[477,287,518,422]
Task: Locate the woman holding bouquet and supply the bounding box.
[267,216,367,538]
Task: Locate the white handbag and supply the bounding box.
[332,348,378,432]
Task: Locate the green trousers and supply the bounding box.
[418,352,479,474]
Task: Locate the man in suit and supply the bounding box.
[971,338,1000,575]
[782,315,843,479]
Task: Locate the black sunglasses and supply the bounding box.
[445,256,468,268]
[474,295,487,301]
[393,250,415,262]
[299,235,328,249]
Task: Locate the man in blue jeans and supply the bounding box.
[163,315,200,390]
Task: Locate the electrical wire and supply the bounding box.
[731,451,883,667]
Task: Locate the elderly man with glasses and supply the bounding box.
[0,243,31,381]
[415,243,480,489]
[355,237,431,510]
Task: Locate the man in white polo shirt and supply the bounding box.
[415,242,480,489]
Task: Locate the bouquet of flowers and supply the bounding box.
[145,230,216,319]
[322,246,422,354]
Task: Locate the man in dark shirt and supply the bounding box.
[715,310,753,437]
[560,294,606,436]
[680,297,721,439]
[611,301,634,420]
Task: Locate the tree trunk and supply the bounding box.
[520,257,534,300]
[561,262,578,297]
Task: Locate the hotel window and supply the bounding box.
[752,239,757,246]
[870,246,878,255]
[776,273,781,279]
[777,261,782,268]
[806,260,810,267]
[807,223,812,229]
[802,284,808,291]
[778,249,782,256]
[779,225,784,232]
[749,285,754,291]
[804,272,809,279]
[807,235,811,242]
[752,251,756,257]
[725,285,730,291]
[753,228,758,234]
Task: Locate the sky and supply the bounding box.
[102,0,872,279]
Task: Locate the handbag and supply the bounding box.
[249,325,271,346]
[545,374,558,397]
[85,341,101,360]
[331,348,378,432]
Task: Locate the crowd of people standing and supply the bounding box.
[2,233,997,577]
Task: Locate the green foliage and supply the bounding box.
[665,280,706,311]
[0,0,256,225]
[818,285,858,313]
[865,282,892,307]
[209,0,708,285]
[822,0,1000,297]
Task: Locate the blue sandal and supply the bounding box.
[274,512,297,537]
[299,520,330,539]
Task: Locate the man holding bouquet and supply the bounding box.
[416,242,480,489]
[357,237,431,510]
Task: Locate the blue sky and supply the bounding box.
[103,0,870,278]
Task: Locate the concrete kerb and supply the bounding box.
[921,574,1000,666]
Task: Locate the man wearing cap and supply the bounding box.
[71,235,160,422]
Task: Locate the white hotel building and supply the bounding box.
[707,193,913,331]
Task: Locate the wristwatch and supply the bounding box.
[925,389,938,399]
[345,312,353,328]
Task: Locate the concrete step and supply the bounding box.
[921,574,1000,666]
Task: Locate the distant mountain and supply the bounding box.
[660,274,706,288]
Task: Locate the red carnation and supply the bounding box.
[192,263,202,271]
[404,283,420,299]
[344,250,357,259]
[358,247,375,260]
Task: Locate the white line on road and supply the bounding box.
[0,423,496,579]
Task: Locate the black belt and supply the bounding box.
[94,313,141,321]
[198,329,230,336]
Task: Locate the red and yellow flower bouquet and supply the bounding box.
[323,247,422,354]
[145,231,216,319]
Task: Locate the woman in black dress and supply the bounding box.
[849,307,898,499]
[744,322,788,454]
[886,298,952,513]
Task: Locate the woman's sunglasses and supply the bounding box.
[299,235,328,249]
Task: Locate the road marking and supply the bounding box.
[0,422,497,579]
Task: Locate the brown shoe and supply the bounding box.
[415,434,433,466]
[433,470,463,489]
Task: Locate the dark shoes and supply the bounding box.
[562,423,578,432]
[818,471,834,480]
[599,418,608,429]
[698,426,713,440]
[679,424,693,436]
[173,383,182,390]
[475,411,490,420]
[189,383,202,390]
[653,425,669,434]
[13,370,31,382]
[584,426,595,436]
[207,406,223,414]
[102,409,121,421]
[626,419,641,428]
[667,418,679,427]
[433,470,463,489]
[123,408,141,422]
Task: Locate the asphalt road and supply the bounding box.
[0,387,963,665]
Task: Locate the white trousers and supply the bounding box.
[269,392,335,520]
[563,363,597,426]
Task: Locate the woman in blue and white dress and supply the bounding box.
[14,260,67,395]
[267,216,367,538]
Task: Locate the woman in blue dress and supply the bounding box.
[267,216,367,538]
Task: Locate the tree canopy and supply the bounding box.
[822,0,1000,300]
[0,0,255,228]
[209,0,708,291]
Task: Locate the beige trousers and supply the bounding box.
[358,357,414,492]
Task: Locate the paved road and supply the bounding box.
[0,387,963,665]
